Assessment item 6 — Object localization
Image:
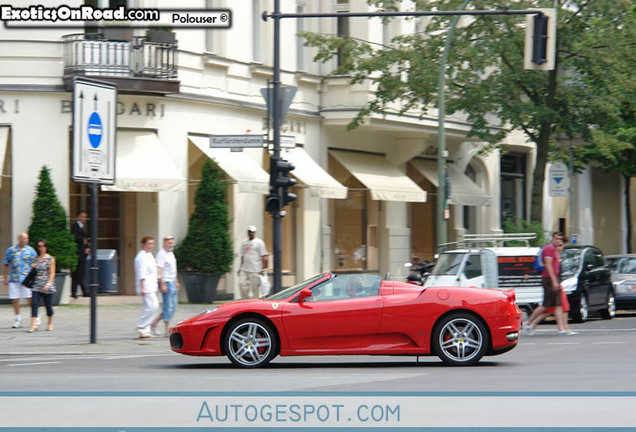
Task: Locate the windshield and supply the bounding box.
[560,248,582,279]
[431,253,465,276]
[606,256,636,274]
[265,273,328,301]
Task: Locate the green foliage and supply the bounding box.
[175,160,233,274]
[301,0,636,220]
[502,219,546,247]
[27,166,77,270]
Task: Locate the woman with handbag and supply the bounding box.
[28,239,56,333]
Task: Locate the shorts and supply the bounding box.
[542,277,562,308]
[8,282,32,300]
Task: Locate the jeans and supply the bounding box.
[31,291,54,318]
[161,281,178,322]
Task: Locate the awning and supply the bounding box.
[188,136,269,194]
[330,150,427,202]
[0,127,8,189]
[282,148,347,199]
[410,159,491,206]
[102,131,186,192]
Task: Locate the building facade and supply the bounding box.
[1,0,630,298]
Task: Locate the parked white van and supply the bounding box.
[424,234,543,320]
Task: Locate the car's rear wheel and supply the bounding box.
[433,313,489,366]
[571,293,589,323]
[224,318,278,368]
[601,291,616,320]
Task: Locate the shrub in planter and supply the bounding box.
[27,166,77,305]
[175,160,233,303]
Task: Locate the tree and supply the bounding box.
[302,0,635,222]
[175,159,233,274]
[28,166,76,270]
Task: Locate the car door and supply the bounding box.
[583,248,606,307]
[591,248,612,306]
[281,274,384,352]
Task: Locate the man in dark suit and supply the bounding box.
[70,210,90,298]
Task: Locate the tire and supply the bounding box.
[600,291,616,320]
[571,293,589,323]
[224,318,278,368]
[433,313,489,366]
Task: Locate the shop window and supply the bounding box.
[0,128,11,253]
[330,154,379,272]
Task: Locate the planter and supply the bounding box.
[179,271,221,304]
[52,270,70,306]
[146,30,176,44]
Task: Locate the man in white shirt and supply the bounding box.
[134,236,159,339]
[150,235,180,336]
[239,225,268,299]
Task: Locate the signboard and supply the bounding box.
[210,135,264,148]
[497,255,542,289]
[72,78,117,184]
[549,162,570,197]
[260,86,297,126]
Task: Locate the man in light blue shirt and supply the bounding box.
[3,233,37,328]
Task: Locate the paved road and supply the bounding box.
[2,302,636,393]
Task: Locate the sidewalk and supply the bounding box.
[0,297,209,356]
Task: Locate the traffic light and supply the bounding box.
[265,189,280,214]
[269,157,297,209]
[531,13,549,65]
[524,9,556,71]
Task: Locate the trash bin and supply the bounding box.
[97,249,118,293]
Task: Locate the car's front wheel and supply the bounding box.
[224,318,278,368]
[433,313,489,366]
[601,291,616,320]
[571,293,589,323]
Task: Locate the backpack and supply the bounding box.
[534,247,545,273]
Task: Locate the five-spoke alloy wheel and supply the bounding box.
[433,313,489,366]
[224,318,278,368]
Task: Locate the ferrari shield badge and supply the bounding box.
[272,303,279,310]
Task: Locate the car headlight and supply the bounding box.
[561,276,578,294]
[616,280,636,295]
[194,306,219,317]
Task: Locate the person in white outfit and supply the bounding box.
[134,236,159,339]
[239,225,268,299]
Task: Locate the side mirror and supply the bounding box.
[298,288,312,302]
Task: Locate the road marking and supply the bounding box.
[545,343,579,346]
[8,362,62,367]
[591,341,626,345]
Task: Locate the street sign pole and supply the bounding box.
[72,77,117,344]
[272,0,283,293]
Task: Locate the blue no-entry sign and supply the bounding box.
[88,112,103,149]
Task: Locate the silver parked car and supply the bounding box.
[605,254,636,310]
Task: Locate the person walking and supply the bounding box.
[150,235,180,336]
[523,232,570,335]
[3,233,37,329]
[238,225,268,300]
[134,236,159,339]
[28,239,56,333]
[70,210,90,298]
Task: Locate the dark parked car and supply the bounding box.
[560,245,615,323]
[605,254,636,310]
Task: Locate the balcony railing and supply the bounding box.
[62,33,178,93]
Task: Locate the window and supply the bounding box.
[296,3,306,71]
[306,274,382,302]
[500,153,527,224]
[252,0,262,62]
[464,254,483,279]
[0,127,11,252]
[206,0,215,53]
[336,14,349,69]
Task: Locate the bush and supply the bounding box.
[175,159,233,273]
[28,166,77,270]
[502,218,546,247]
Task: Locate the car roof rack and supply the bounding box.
[437,233,537,253]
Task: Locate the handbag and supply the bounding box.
[259,274,271,297]
[22,268,37,288]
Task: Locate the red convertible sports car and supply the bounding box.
[170,273,522,367]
